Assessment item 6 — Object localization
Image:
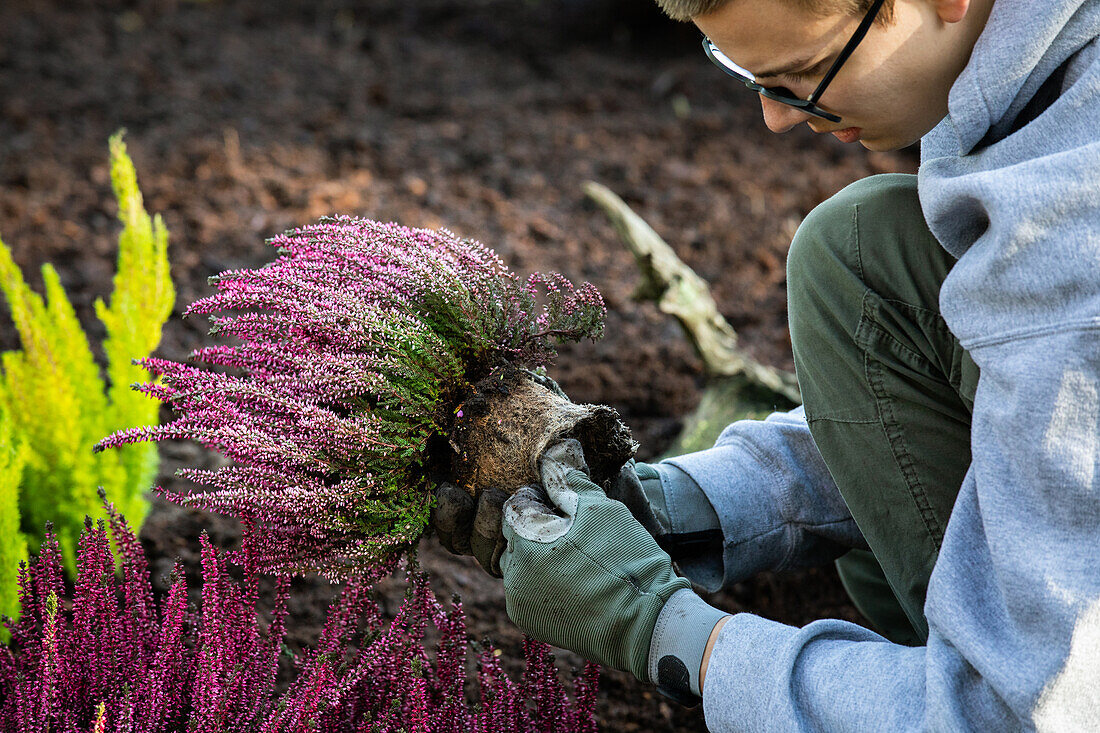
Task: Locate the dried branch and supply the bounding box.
[584,181,800,404]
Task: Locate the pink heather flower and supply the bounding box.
[95,217,606,579]
[0,503,600,731]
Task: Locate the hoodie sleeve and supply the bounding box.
[700,32,1100,733]
[661,407,867,593]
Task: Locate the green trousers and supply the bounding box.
[787,174,979,646]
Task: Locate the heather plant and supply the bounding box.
[96,218,611,578]
[0,501,600,732]
[0,131,174,571]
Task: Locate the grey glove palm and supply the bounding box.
[431,482,508,576]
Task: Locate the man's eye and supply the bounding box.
[783,58,833,83]
[783,70,813,82]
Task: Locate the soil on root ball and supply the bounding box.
[448,364,636,496]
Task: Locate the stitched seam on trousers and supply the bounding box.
[852,202,865,284]
[864,312,930,367]
[806,416,879,426]
[880,297,940,319]
[861,313,945,549]
[802,289,883,427]
[880,298,957,376]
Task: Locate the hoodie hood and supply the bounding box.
[924,0,1100,158]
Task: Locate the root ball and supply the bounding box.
[449,367,635,496]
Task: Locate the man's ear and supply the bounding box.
[931,0,971,24]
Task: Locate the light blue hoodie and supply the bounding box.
[663,0,1100,729]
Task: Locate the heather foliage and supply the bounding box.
[96,218,606,578]
[0,503,600,732]
[0,131,174,572]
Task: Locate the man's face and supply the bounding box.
[694,0,992,151]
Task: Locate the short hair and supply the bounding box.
[656,0,895,23]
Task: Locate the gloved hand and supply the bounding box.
[429,369,567,577]
[431,482,508,576]
[502,439,730,704]
[607,460,723,562]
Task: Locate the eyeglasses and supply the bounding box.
[701,0,886,124]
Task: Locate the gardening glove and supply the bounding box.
[501,439,730,705]
[607,460,723,564]
[431,482,509,577]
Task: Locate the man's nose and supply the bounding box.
[760,96,813,133]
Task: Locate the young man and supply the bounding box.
[434,0,1100,728]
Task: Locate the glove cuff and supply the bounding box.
[647,588,731,705]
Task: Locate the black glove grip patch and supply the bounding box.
[656,656,701,708]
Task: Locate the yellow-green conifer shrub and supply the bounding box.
[0,403,29,636]
[0,132,174,571]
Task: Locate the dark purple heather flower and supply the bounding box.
[95,217,606,579]
[0,503,601,731]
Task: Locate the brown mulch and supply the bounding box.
[0,0,916,729]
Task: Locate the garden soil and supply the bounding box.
[0,0,917,729]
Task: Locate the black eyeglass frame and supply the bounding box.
[701,0,886,124]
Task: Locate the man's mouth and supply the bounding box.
[830,127,863,143]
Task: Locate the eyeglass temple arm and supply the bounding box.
[807,0,887,104]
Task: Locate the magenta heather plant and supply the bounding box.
[95,217,606,579]
[0,501,600,732]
